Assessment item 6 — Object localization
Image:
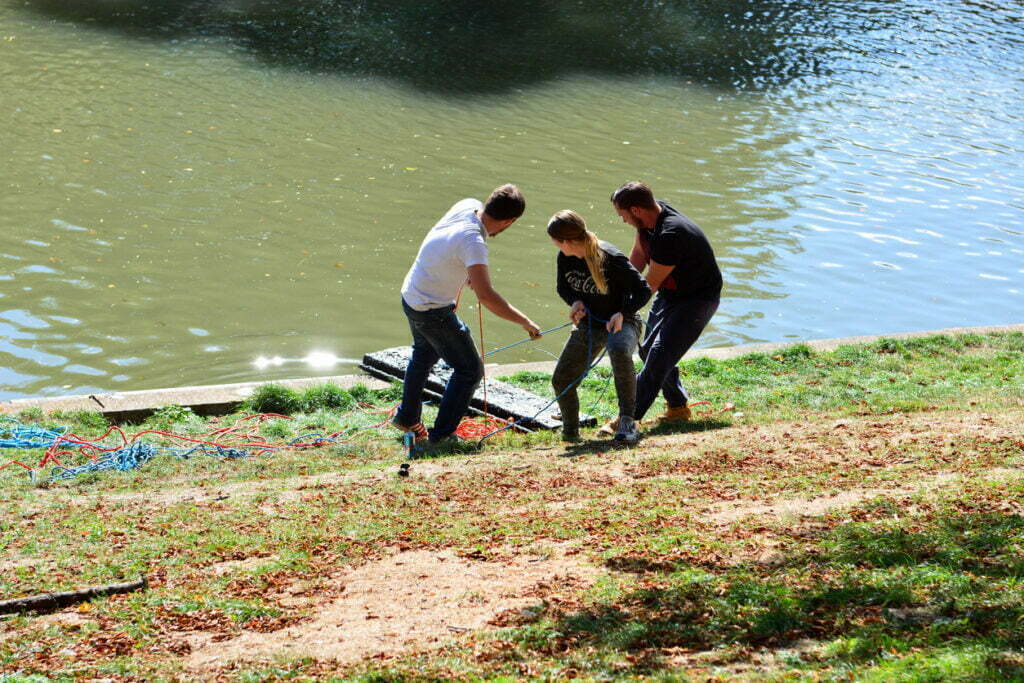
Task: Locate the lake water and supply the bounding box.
[1,0,1022,400]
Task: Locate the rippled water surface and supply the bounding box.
[1,0,1022,399]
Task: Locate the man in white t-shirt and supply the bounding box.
[393,184,541,445]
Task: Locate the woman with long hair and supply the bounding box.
[548,210,651,443]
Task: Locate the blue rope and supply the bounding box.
[476,313,609,446]
[49,442,160,481]
[0,417,67,450]
[44,437,341,482]
[482,322,573,358]
[0,415,364,482]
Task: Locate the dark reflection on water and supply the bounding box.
[21,0,830,92]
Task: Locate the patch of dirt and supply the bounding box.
[206,555,278,577]
[31,611,95,629]
[14,409,1020,517]
[709,466,1022,526]
[185,544,597,672]
[711,488,883,525]
[667,638,823,676]
[0,555,47,572]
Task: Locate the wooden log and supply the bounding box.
[0,576,147,615]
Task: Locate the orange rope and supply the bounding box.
[453,297,508,439]
[478,300,488,414]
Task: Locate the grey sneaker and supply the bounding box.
[613,416,640,444]
[411,433,470,458]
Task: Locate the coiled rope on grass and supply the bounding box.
[0,404,400,482]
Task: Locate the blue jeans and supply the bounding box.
[634,295,719,420]
[395,298,483,441]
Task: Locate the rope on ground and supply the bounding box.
[475,313,607,446]
[452,305,574,440]
[0,403,401,483]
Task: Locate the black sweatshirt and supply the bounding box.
[636,201,722,301]
[556,241,652,322]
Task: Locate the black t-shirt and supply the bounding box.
[556,241,651,323]
[636,201,722,300]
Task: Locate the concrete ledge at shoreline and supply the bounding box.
[1,323,1021,422]
[0,375,391,423]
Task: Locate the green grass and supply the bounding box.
[0,332,1021,680]
[503,331,1024,421]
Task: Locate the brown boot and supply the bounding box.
[657,404,692,424]
[597,417,619,436]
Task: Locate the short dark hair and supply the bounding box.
[610,181,657,210]
[483,184,526,221]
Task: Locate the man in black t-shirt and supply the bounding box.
[609,181,722,423]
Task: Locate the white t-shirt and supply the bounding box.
[401,198,489,311]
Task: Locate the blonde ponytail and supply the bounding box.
[582,231,608,294]
[547,210,608,294]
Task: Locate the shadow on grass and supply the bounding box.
[559,438,615,459]
[514,512,1024,676]
[640,418,731,438]
[408,438,482,461]
[554,418,729,458]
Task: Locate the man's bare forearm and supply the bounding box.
[477,289,531,327]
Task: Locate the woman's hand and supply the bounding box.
[606,312,624,333]
[570,300,586,324]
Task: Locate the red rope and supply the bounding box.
[688,400,735,415]
[455,416,509,439]
[452,298,510,440]
[478,300,488,414]
[7,405,404,474]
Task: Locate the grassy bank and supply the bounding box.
[1,332,1022,680]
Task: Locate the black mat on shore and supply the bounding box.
[360,346,595,431]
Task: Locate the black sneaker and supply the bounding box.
[429,431,466,445]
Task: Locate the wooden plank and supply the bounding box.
[361,347,594,431]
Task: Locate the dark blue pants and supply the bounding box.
[395,299,483,441]
[634,295,719,420]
